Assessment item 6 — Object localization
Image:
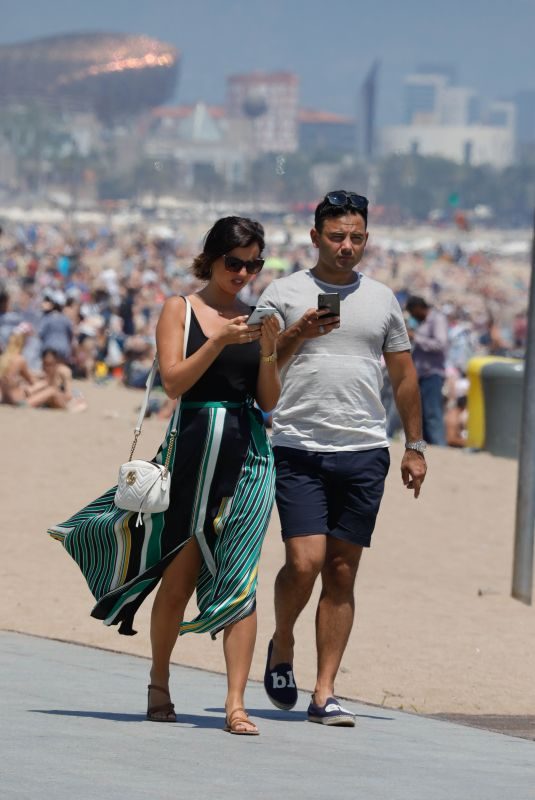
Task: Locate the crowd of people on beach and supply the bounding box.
[0,215,529,446]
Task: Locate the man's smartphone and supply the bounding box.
[317,292,340,318]
[246,307,275,326]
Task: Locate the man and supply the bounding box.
[257,190,427,726]
[38,289,73,364]
[405,295,448,446]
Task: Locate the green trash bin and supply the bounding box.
[480,360,524,458]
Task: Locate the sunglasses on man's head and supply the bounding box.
[324,191,369,211]
[224,254,265,275]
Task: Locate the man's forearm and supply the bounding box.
[393,374,423,441]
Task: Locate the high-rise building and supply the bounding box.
[404,70,478,127]
[513,90,535,149]
[404,73,448,124]
[358,60,379,158]
[226,72,299,154]
[439,87,479,126]
[381,69,516,167]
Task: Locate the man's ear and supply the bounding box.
[310,227,319,248]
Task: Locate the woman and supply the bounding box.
[0,323,35,405]
[26,348,74,409]
[48,216,280,735]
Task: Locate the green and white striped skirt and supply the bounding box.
[48,400,275,638]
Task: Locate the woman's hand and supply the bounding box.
[259,315,280,356]
[255,313,281,411]
[210,316,262,348]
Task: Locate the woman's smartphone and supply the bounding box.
[317,293,340,318]
[246,307,275,326]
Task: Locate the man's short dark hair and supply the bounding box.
[406,296,430,311]
[314,190,368,232]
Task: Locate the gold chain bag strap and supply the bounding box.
[114,297,191,526]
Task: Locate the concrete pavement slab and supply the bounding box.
[1,631,533,800]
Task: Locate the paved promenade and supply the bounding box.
[1,631,533,800]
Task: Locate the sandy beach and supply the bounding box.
[1,380,534,719]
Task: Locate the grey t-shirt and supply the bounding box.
[258,270,410,452]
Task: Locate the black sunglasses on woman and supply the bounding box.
[224,254,265,275]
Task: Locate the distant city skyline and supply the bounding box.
[0,0,534,124]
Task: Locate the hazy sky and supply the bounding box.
[1,0,534,122]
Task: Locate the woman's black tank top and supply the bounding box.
[182,303,259,402]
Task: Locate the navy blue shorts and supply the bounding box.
[273,446,390,548]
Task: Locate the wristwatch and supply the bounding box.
[405,440,427,454]
[261,351,277,364]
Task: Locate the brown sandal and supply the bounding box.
[146,684,176,722]
[224,707,259,736]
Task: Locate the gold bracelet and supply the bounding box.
[260,351,277,364]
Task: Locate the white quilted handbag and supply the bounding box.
[114,298,191,526]
[115,459,171,520]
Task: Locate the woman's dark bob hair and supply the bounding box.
[192,216,265,280]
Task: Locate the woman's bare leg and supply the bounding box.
[26,386,68,409]
[149,537,202,718]
[0,382,26,405]
[222,611,258,732]
[26,379,48,395]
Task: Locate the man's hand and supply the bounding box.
[276,307,340,368]
[287,307,340,340]
[400,450,427,498]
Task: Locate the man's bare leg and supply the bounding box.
[270,534,326,667]
[313,537,363,706]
